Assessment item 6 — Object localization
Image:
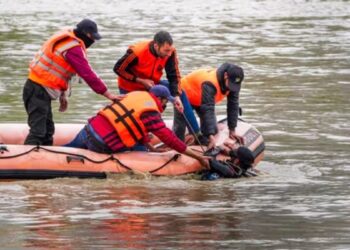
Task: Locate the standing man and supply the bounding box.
[23,18,122,145]
[113,31,200,136]
[173,63,245,149]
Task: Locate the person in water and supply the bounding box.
[202,145,255,180]
[65,85,210,169]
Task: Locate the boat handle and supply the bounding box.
[66,155,85,164]
[0,145,8,153]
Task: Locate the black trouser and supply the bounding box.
[23,79,54,145]
[173,106,211,145]
[173,107,187,141]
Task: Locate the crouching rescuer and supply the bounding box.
[65,85,210,169]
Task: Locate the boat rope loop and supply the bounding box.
[149,153,181,173]
[109,153,181,173]
[0,145,181,174]
[0,145,39,159]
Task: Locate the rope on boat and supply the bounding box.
[0,145,181,174]
[149,153,181,174]
[0,145,40,159]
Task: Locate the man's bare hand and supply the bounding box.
[103,90,125,102]
[229,129,244,145]
[174,96,184,113]
[137,78,154,90]
[59,95,68,112]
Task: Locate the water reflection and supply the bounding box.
[0,0,350,249]
[0,180,242,249]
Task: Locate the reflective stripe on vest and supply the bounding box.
[28,30,86,90]
[98,91,160,147]
[181,68,228,106]
[31,49,76,81]
[56,40,81,54]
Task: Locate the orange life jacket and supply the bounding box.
[118,40,169,92]
[28,29,87,91]
[98,91,160,147]
[181,68,228,106]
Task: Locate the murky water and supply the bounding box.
[0,0,350,249]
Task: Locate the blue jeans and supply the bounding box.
[64,125,148,153]
[64,128,87,149]
[64,125,114,153]
[119,80,200,135]
[159,80,200,135]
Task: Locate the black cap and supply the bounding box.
[76,18,101,40]
[236,146,254,170]
[226,64,244,92]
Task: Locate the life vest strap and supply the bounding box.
[112,100,146,139]
[103,101,144,144]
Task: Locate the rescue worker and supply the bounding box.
[65,85,210,169]
[23,18,122,146]
[113,30,201,137]
[173,63,245,149]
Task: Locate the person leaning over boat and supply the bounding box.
[23,18,122,146]
[173,63,245,149]
[113,30,201,138]
[64,85,210,169]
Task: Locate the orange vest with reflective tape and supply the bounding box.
[181,68,228,106]
[98,91,160,147]
[28,29,87,91]
[118,40,169,92]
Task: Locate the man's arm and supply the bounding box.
[227,90,244,144]
[164,49,181,97]
[198,82,218,137]
[65,46,121,101]
[141,111,187,152]
[65,46,107,94]
[113,49,138,82]
[227,90,239,130]
[142,111,209,169]
[114,49,155,89]
[197,82,219,149]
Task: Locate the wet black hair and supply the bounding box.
[153,31,173,46]
[229,146,254,170]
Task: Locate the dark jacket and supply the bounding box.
[194,64,240,136]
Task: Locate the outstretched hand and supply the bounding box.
[111,94,125,101]
[198,155,211,170]
[103,90,125,102]
[137,78,154,90]
[174,96,184,113]
[59,95,68,112]
[207,135,216,149]
[184,148,211,170]
[229,130,244,145]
